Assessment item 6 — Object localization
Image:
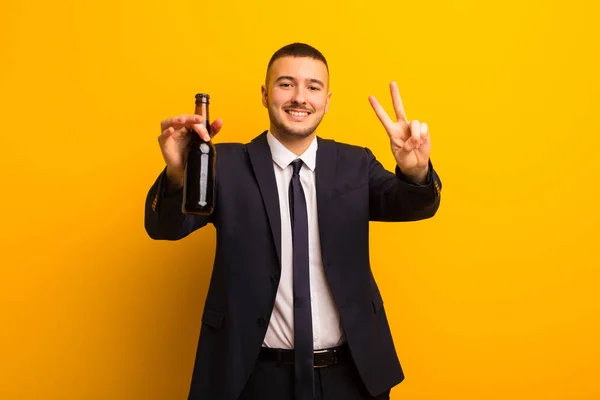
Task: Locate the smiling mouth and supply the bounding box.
[285,109,311,118]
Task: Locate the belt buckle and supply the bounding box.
[313,348,336,369]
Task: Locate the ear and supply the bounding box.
[261,85,268,108]
[324,91,332,113]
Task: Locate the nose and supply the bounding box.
[291,86,307,105]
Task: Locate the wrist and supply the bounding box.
[400,165,429,185]
[165,166,184,190]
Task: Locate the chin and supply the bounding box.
[279,127,314,139]
[275,121,317,138]
[268,108,324,139]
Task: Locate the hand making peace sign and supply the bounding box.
[369,81,431,183]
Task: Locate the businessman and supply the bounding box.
[145,42,442,400]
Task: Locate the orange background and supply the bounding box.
[1,0,599,399]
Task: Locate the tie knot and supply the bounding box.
[291,159,303,176]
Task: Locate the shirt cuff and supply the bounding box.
[394,160,433,187]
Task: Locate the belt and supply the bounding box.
[259,344,348,368]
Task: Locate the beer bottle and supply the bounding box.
[182,93,216,215]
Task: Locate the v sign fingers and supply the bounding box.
[370,81,432,181]
[390,81,408,123]
[369,95,396,134]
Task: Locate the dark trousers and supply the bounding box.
[238,355,391,400]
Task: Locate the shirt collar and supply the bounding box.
[266,131,318,171]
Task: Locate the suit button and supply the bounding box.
[270,274,278,283]
[257,316,267,327]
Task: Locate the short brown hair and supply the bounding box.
[266,42,329,81]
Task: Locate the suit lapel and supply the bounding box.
[315,137,338,260]
[246,133,338,267]
[247,131,282,266]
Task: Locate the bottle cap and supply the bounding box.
[195,93,210,99]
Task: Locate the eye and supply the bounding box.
[279,82,292,88]
[309,86,320,91]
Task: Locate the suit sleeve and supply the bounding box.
[144,167,212,240]
[367,148,442,222]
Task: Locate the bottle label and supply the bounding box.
[199,143,210,207]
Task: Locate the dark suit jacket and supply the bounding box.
[144,131,442,400]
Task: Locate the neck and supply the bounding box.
[270,127,316,156]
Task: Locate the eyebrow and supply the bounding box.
[274,75,325,87]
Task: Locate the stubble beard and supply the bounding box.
[268,106,325,140]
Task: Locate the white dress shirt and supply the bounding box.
[262,131,345,351]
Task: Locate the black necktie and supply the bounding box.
[289,159,314,400]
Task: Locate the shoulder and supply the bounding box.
[214,142,247,155]
[318,137,374,160]
[214,142,246,150]
[213,130,268,156]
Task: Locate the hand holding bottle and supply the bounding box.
[158,114,223,188]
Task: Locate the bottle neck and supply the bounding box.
[195,103,209,124]
[193,102,210,143]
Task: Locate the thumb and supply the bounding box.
[210,118,224,137]
[398,136,415,153]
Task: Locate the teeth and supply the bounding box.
[287,110,309,117]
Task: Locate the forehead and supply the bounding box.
[268,56,329,84]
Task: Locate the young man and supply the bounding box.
[145,42,442,400]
